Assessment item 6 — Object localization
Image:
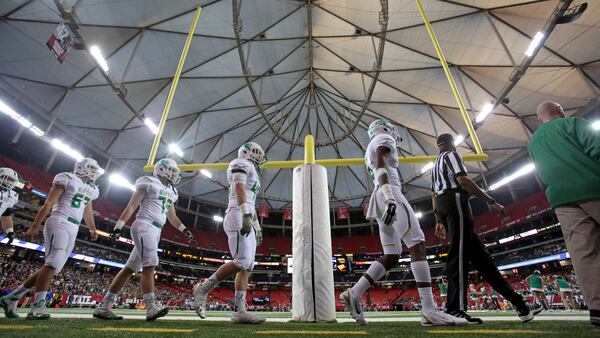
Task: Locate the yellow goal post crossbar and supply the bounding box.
[144,3,488,173]
[143,135,488,172]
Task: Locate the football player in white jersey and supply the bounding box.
[93,158,194,321]
[192,142,266,324]
[0,158,101,320]
[0,168,20,245]
[340,119,467,327]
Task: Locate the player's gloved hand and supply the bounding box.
[110,220,125,241]
[183,229,195,244]
[255,229,263,246]
[382,199,397,226]
[252,217,262,246]
[380,183,397,226]
[5,231,14,245]
[89,228,98,241]
[241,214,253,237]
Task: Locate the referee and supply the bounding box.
[431,133,542,324]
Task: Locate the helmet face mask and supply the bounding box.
[238,142,267,167]
[153,158,181,185]
[0,168,19,190]
[74,158,103,182]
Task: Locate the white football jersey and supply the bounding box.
[51,172,99,223]
[0,188,18,216]
[134,176,178,226]
[365,133,402,188]
[227,158,260,208]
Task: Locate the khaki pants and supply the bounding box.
[554,199,600,310]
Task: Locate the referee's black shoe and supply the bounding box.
[446,310,483,324]
[517,302,543,323]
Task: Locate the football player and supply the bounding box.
[192,142,266,324]
[340,119,467,326]
[0,168,20,245]
[94,158,194,321]
[0,158,101,319]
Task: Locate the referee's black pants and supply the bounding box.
[436,192,526,312]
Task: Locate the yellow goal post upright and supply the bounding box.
[143,2,487,174]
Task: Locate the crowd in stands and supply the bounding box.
[0,248,585,313]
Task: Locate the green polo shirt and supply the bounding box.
[556,278,570,290]
[529,274,543,289]
[528,117,600,207]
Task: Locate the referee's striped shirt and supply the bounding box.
[431,151,468,194]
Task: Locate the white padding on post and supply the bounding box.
[292,164,335,322]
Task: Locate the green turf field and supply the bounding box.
[0,310,597,337]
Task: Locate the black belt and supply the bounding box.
[436,188,467,196]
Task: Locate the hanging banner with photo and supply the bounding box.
[46,22,75,64]
[336,205,349,220]
[258,203,269,218]
[283,207,293,220]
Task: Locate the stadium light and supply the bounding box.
[476,103,494,123]
[453,134,464,146]
[89,45,109,72]
[415,211,423,218]
[109,173,136,191]
[169,143,184,157]
[592,120,600,130]
[525,31,544,57]
[144,118,159,135]
[489,162,536,191]
[200,169,212,179]
[213,215,223,222]
[421,162,434,174]
[0,100,45,137]
[51,138,84,161]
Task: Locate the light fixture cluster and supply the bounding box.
[0,100,45,137]
[489,163,536,191]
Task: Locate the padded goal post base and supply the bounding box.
[291,164,336,322]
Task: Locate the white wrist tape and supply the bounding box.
[5,227,13,234]
[115,220,125,230]
[177,224,187,232]
[252,218,261,232]
[374,167,388,181]
[239,202,251,215]
[380,183,395,202]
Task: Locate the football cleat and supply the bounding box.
[146,304,169,321]
[93,307,123,320]
[517,302,543,323]
[192,283,208,319]
[26,300,50,320]
[421,310,468,327]
[0,296,19,318]
[230,311,266,324]
[446,310,483,324]
[340,288,367,326]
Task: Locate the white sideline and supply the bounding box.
[44,313,589,322]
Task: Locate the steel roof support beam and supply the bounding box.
[486,1,574,118]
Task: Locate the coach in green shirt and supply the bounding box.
[528,101,600,327]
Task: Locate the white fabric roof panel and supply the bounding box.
[0,0,598,207]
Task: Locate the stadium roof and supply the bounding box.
[0,0,598,209]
